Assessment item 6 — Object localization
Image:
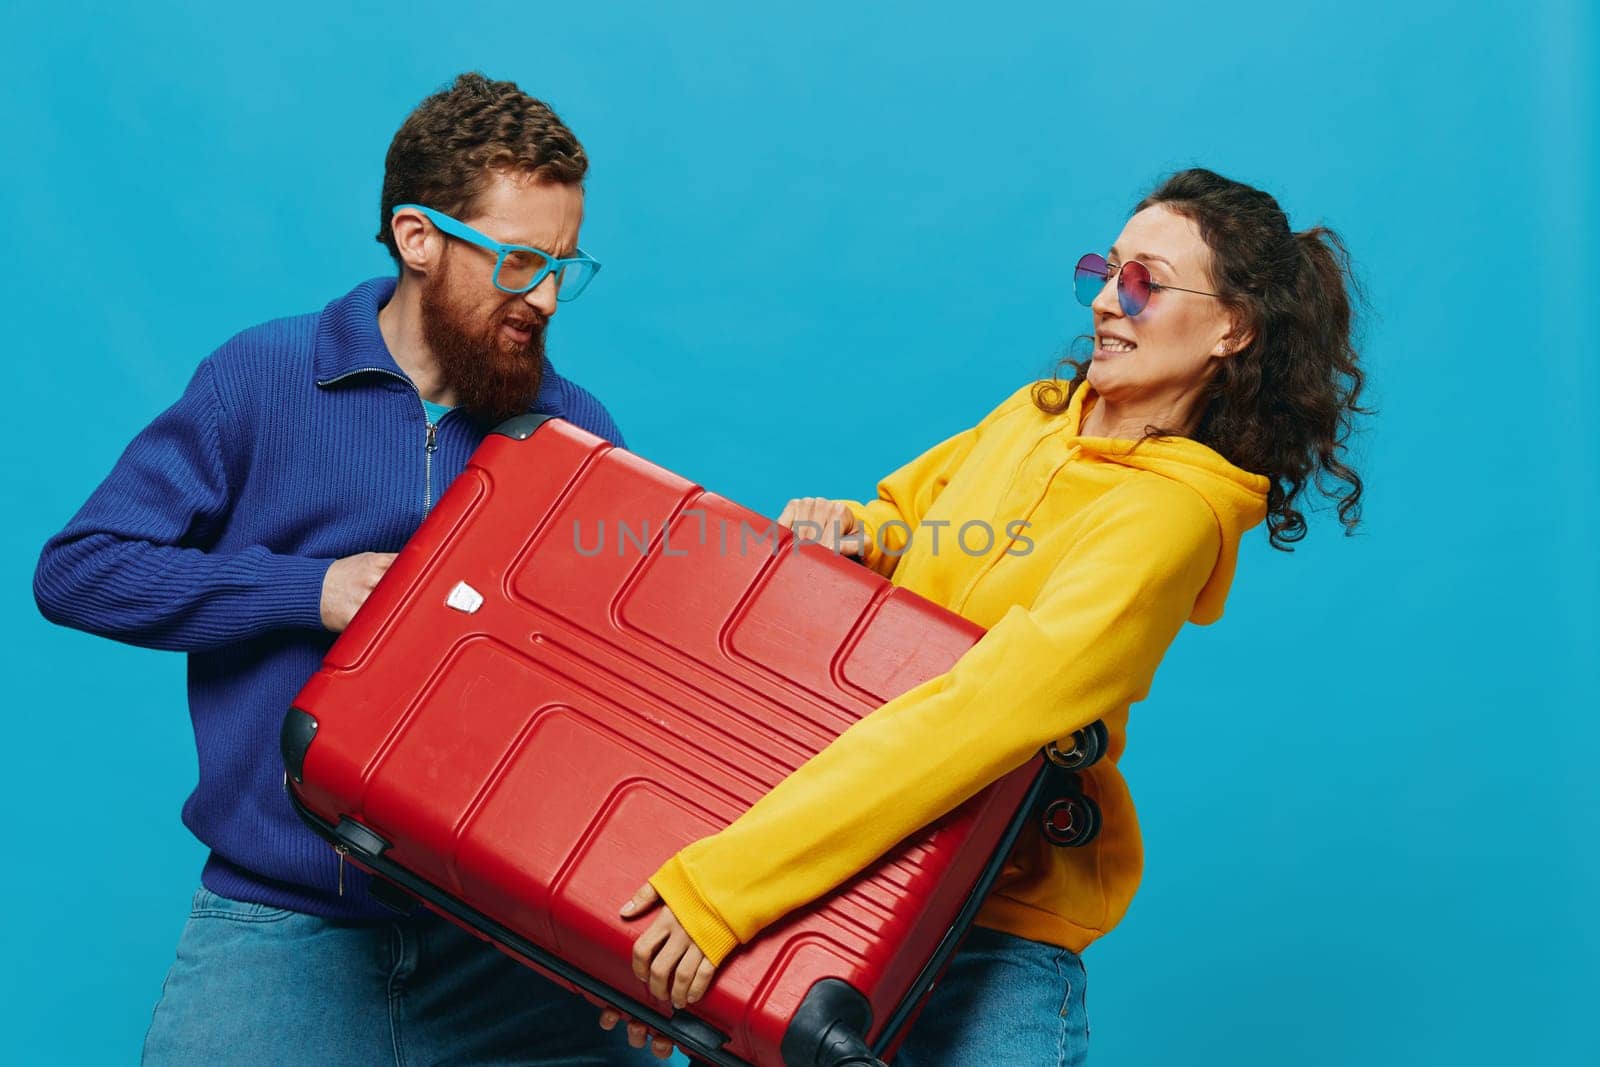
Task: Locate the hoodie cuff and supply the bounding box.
[649,856,742,967]
[837,499,886,574]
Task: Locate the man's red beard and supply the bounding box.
[419,258,547,425]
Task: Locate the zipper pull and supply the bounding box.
[335,844,348,896]
[426,422,438,453]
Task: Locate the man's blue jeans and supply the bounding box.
[141,886,661,1066]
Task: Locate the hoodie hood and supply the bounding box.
[1064,382,1270,624]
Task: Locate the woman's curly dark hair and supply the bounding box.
[377,72,588,265]
[1032,168,1371,550]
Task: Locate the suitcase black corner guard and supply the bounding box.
[280,707,319,785]
[490,413,557,440]
[781,979,883,1067]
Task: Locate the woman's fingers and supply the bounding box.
[780,497,862,555]
[778,496,834,529]
[670,944,706,1009]
[623,882,668,983]
[686,956,717,1007]
[599,1007,619,1031]
[816,503,861,555]
[632,915,674,982]
[648,926,692,1002]
[824,507,860,554]
[620,881,660,919]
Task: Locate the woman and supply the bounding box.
[600,168,1367,1064]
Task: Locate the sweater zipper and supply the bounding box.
[424,418,438,514]
[317,368,441,519]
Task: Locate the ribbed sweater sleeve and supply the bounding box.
[550,374,626,449]
[33,357,333,652]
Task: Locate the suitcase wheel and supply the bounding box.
[1040,793,1102,848]
[1044,720,1108,771]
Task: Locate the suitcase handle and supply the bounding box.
[285,787,755,1065]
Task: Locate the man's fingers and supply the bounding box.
[620,881,660,920]
[610,1010,678,1060]
[365,553,398,585]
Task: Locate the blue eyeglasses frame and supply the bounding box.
[391,203,601,301]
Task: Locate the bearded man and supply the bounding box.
[34,72,654,1066]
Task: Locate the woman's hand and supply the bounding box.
[777,497,869,558]
[596,882,719,1058]
[623,882,718,1007]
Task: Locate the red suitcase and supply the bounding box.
[283,415,1103,1066]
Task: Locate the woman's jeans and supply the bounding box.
[141,886,659,1066]
[893,925,1090,1067]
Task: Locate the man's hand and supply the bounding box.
[777,497,869,558]
[597,1008,676,1060]
[319,552,397,632]
[597,881,719,1059]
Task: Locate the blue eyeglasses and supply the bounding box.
[391,203,601,301]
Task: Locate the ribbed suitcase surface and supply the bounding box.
[285,416,1042,1067]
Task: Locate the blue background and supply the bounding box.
[3,2,1594,1063]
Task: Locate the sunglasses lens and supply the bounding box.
[1074,254,1108,307]
[1119,260,1152,316]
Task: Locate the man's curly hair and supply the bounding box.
[377,72,588,264]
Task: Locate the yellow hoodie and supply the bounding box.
[649,379,1270,966]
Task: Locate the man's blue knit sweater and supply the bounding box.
[33,277,625,919]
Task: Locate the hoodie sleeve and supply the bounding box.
[838,385,1036,576]
[648,480,1222,965]
[33,358,334,652]
[837,427,977,576]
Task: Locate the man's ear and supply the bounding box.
[389,208,439,274]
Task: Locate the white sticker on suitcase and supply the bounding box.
[446,581,484,614]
